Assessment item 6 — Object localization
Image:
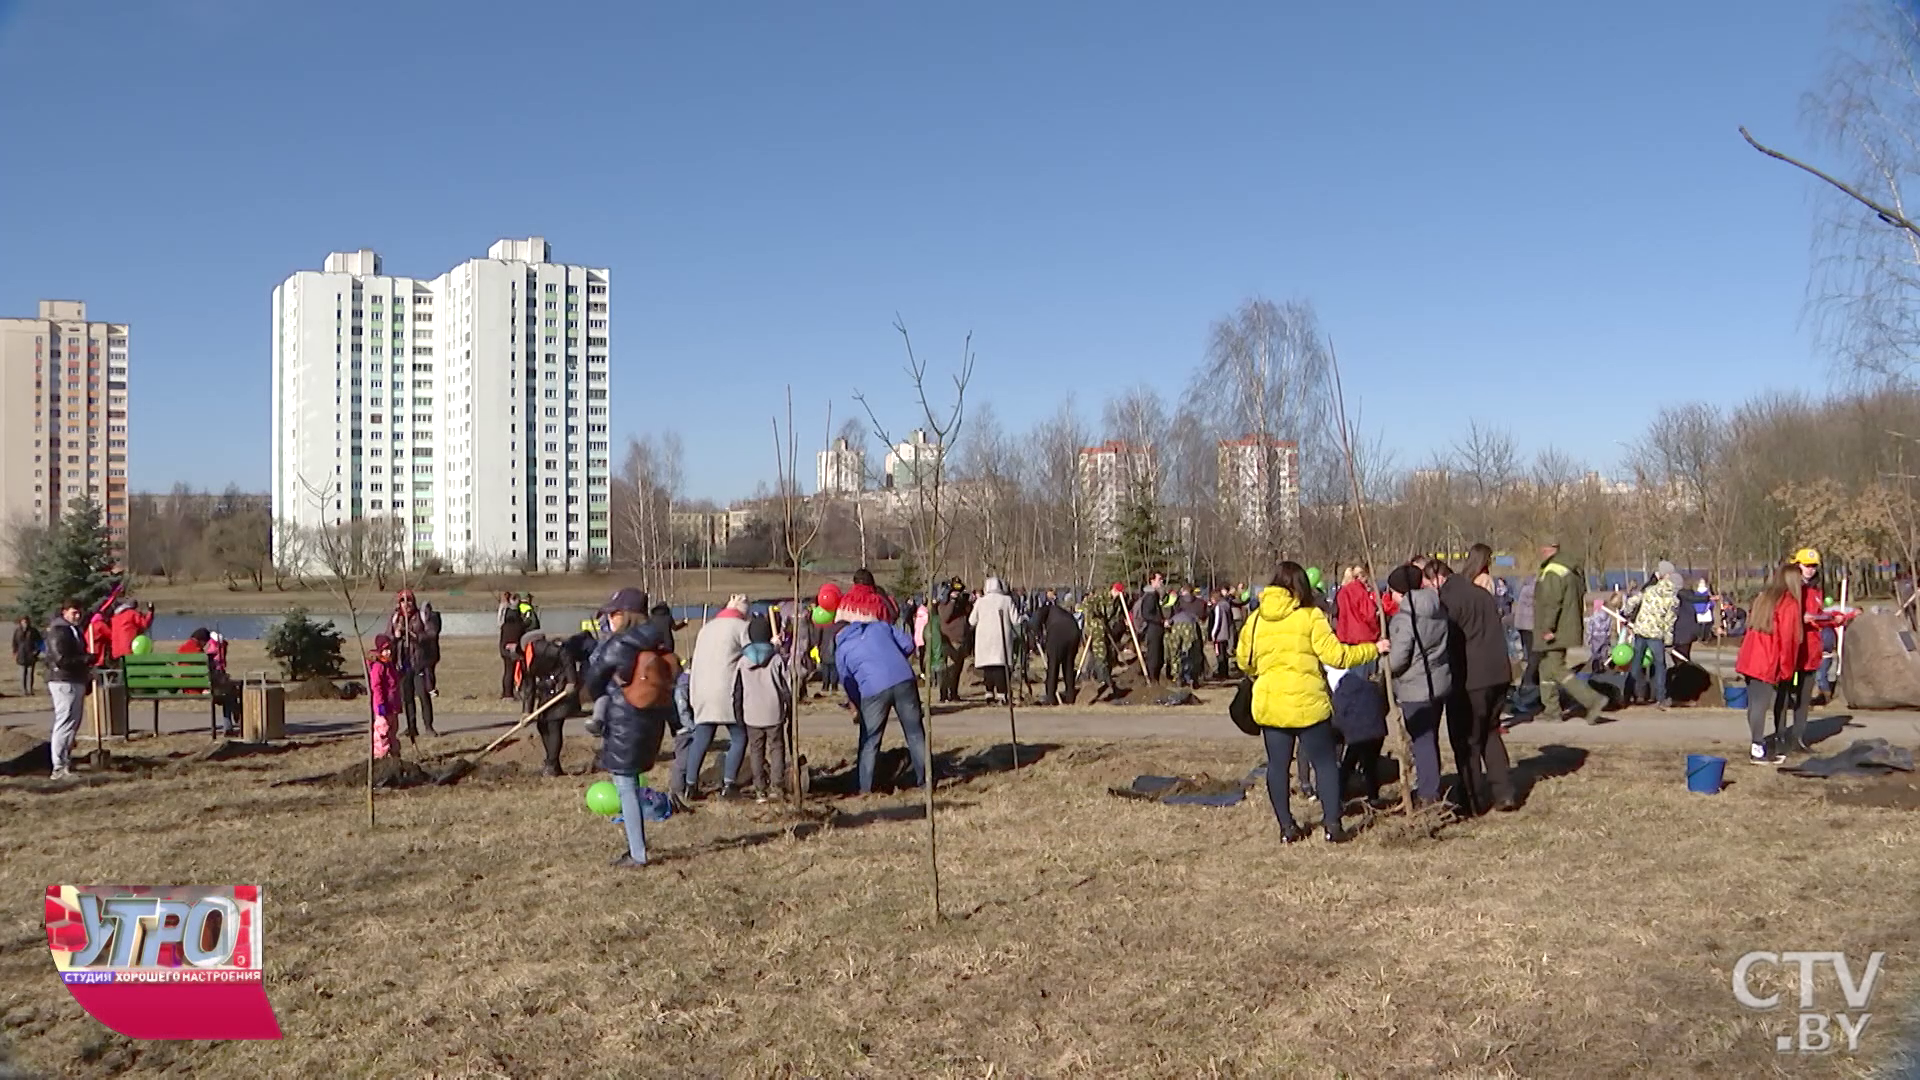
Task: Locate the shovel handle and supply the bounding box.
[476,689,574,758]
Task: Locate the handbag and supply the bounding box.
[1227,617,1261,736]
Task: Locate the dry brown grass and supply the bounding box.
[2,727,1918,1078]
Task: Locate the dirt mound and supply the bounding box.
[300,757,435,790]
[1826,773,1920,811]
[0,729,52,776]
[285,678,363,701]
[187,739,300,764]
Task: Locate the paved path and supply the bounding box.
[11,697,1920,759]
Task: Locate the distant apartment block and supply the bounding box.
[272,237,611,571]
[816,436,866,495]
[1217,435,1299,537]
[883,429,944,490]
[1079,439,1156,546]
[0,300,130,570]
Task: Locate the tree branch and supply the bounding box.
[1741,126,1920,239]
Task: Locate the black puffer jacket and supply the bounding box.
[583,622,672,775]
[44,617,91,684]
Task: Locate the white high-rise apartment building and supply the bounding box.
[816,437,865,495]
[883,429,944,490]
[0,300,130,570]
[1217,435,1299,537]
[1078,439,1156,547]
[272,237,611,571]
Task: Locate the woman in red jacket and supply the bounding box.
[1333,565,1382,645]
[1735,566,1803,764]
[1783,549,1856,753]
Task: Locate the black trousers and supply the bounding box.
[980,665,1009,697]
[401,668,435,736]
[1340,737,1384,802]
[1262,722,1342,834]
[1517,631,1540,689]
[1213,641,1231,679]
[1446,683,1514,815]
[500,649,518,698]
[537,717,564,772]
[938,650,966,700]
[1141,624,1165,683]
[1043,643,1078,704]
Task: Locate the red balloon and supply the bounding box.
[816,582,842,612]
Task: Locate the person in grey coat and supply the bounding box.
[1387,563,1451,805]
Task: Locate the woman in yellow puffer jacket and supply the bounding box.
[1235,561,1381,843]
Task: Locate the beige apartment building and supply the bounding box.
[0,300,130,570]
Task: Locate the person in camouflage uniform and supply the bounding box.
[1079,584,1125,701]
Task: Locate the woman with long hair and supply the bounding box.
[1461,543,1497,593]
[1734,565,1804,764]
[1236,562,1380,843]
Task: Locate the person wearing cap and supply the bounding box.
[684,594,754,800]
[581,587,673,868]
[1623,560,1680,709]
[935,580,973,702]
[498,592,527,700]
[1532,537,1610,724]
[1781,549,1858,751]
[735,613,792,802]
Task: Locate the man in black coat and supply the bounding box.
[1432,563,1518,815]
[582,587,672,869]
[1037,590,1084,705]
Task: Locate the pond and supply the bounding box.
[147,604,746,642]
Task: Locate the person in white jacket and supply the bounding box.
[683,594,753,799]
[969,577,1020,705]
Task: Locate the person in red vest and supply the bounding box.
[108,599,154,659]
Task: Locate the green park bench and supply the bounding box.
[121,653,222,737]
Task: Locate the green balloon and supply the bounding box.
[1609,643,1635,668]
[130,635,152,656]
[1306,567,1324,590]
[811,606,833,626]
[584,781,621,817]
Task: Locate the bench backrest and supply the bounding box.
[122,653,213,694]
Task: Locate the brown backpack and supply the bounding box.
[622,648,680,709]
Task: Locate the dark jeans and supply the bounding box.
[1629,635,1669,704]
[686,721,747,791]
[1141,624,1165,683]
[1747,676,1813,748]
[1446,684,1515,814]
[1517,630,1540,689]
[1261,722,1341,834]
[400,668,435,736]
[745,725,788,793]
[857,678,930,794]
[19,663,34,696]
[820,661,840,692]
[1043,644,1077,705]
[1213,641,1231,679]
[537,718,564,772]
[1340,737,1383,802]
[500,649,517,698]
[937,650,966,701]
[1402,701,1445,802]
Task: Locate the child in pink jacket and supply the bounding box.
[369,634,401,758]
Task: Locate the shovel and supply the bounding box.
[431,689,572,786]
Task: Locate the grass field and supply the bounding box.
[1,725,1917,1077]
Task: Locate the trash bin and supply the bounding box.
[88,672,128,739]
[242,676,285,743]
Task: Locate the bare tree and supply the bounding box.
[854,318,974,924]
[1026,399,1094,587]
[612,433,684,599]
[771,388,829,808]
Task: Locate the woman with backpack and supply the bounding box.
[1235,562,1380,844]
[582,587,676,869]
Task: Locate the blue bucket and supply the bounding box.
[1686,754,1727,795]
[1723,683,1748,709]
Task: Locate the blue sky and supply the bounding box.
[0,0,1850,501]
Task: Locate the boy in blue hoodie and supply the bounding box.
[1331,659,1389,807]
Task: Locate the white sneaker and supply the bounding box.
[1749,743,1768,765]
[49,767,72,780]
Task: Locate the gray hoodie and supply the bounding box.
[733,642,791,729]
[1388,588,1453,705]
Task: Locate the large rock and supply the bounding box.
[1841,613,1920,710]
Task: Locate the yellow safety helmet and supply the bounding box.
[1791,547,1822,567]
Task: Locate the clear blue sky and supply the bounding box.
[0,0,1849,501]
